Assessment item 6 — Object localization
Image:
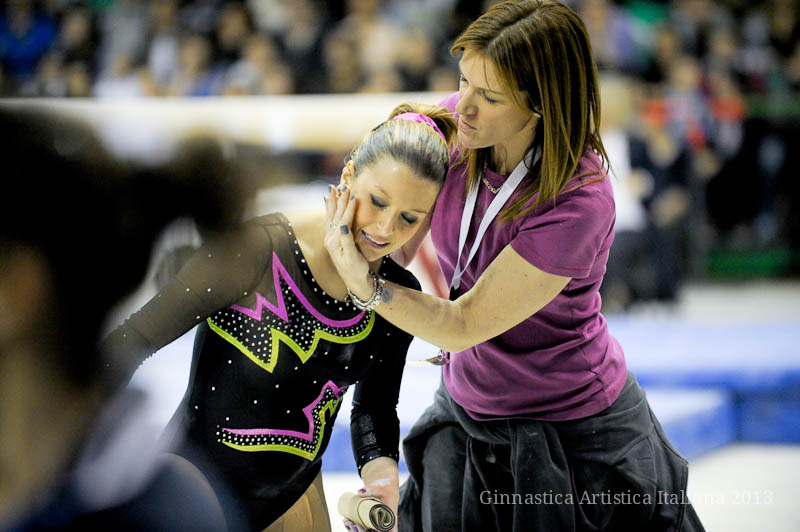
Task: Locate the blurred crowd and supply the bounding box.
[0,0,476,97]
[1,0,799,309]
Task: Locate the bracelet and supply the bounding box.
[347,272,385,311]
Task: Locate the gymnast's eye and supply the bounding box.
[370,194,387,208]
[401,213,419,225]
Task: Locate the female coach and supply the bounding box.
[324,1,705,531]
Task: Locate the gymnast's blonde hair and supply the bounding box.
[349,102,457,185]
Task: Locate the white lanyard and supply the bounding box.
[450,146,541,291]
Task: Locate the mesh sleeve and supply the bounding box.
[101,221,271,384]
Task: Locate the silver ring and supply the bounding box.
[340,225,349,235]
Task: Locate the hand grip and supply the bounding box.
[337,492,396,531]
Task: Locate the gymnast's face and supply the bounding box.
[455,49,538,153]
[340,157,439,263]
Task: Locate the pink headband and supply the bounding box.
[393,112,446,141]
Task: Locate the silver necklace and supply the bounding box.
[481,175,499,194]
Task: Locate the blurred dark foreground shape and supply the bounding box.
[0,106,253,531]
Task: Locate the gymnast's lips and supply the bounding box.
[361,231,390,249]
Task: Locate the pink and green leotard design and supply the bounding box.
[219,380,345,460]
[207,252,375,373]
[207,252,375,460]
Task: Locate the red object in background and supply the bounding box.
[712,96,746,121]
[641,98,669,127]
[687,120,706,150]
[408,234,448,298]
[640,97,710,151]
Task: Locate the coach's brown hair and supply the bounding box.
[452,0,609,222]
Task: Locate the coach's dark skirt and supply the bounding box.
[398,371,705,532]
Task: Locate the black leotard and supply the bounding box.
[103,213,418,529]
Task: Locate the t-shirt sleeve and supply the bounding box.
[101,220,271,384]
[509,187,615,279]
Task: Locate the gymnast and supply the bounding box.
[103,102,456,532]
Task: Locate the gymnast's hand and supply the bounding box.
[342,486,399,532]
[344,455,400,532]
[324,183,373,301]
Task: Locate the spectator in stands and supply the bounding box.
[25,50,65,97]
[146,0,181,92]
[767,0,800,64]
[272,0,332,94]
[640,22,682,88]
[165,32,224,97]
[179,0,220,35]
[57,5,97,74]
[222,32,293,95]
[426,63,459,92]
[212,2,253,71]
[670,0,734,59]
[579,0,646,74]
[95,0,149,83]
[322,28,364,93]
[601,74,693,309]
[332,0,405,89]
[19,5,97,98]
[359,66,405,93]
[395,28,438,92]
[93,51,155,98]
[0,0,57,90]
[65,60,92,97]
[663,54,713,151]
[738,4,778,94]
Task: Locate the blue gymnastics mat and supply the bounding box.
[607,317,800,392]
[321,360,737,472]
[607,316,800,443]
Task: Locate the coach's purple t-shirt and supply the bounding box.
[433,92,627,421]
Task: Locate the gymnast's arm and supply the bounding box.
[349,328,410,473]
[100,221,272,385]
[349,272,419,517]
